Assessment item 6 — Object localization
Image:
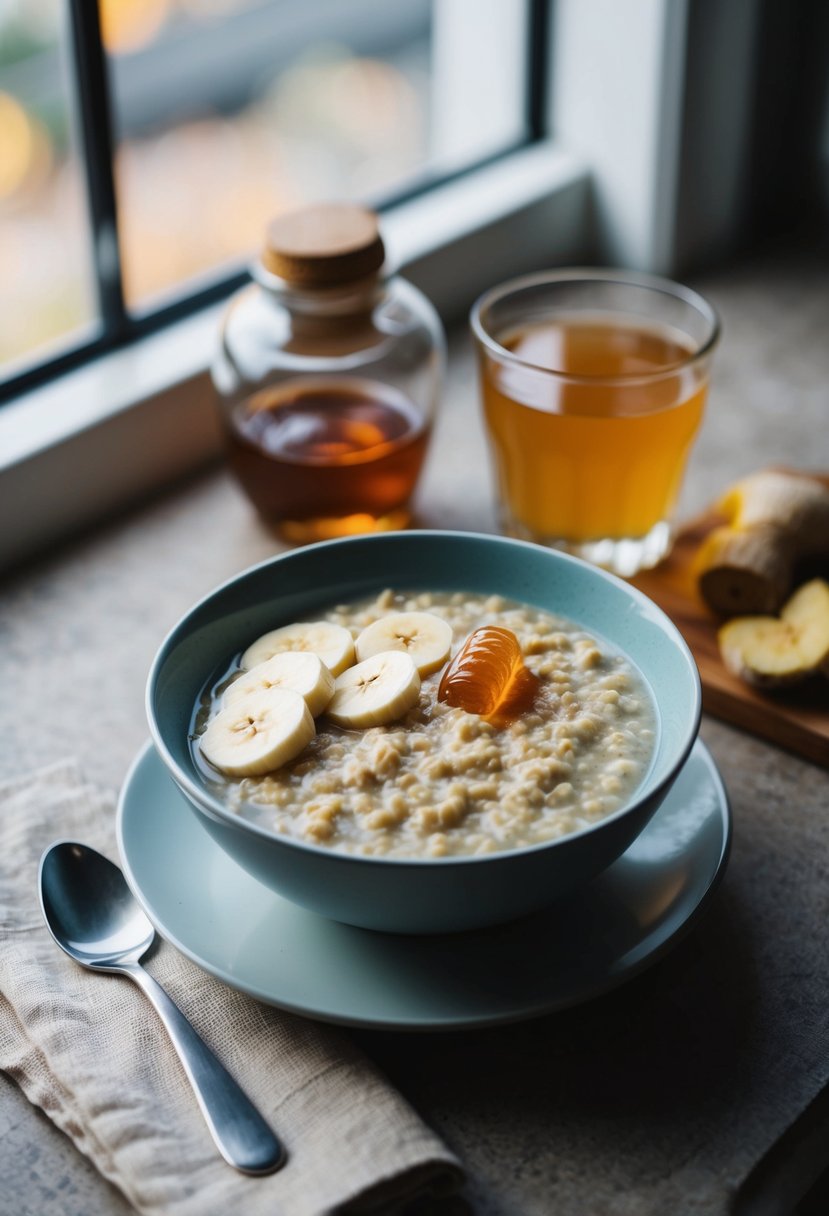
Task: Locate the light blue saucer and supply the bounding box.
[116,739,730,1031]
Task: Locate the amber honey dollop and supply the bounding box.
[437,626,540,723]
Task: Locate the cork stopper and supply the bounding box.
[262,203,385,287]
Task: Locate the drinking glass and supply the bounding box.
[471,269,720,576]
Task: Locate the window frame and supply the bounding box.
[0,0,549,407]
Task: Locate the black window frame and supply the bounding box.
[1,0,549,406]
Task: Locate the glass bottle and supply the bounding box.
[213,203,445,543]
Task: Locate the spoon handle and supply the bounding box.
[122,962,285,1174]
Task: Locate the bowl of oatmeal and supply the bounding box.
[147,532,700,933]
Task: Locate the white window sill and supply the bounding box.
[0,142,589,572]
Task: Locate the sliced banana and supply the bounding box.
[200,687,314,777]
[326,650,421,729]
[355,611,452,677]
[224,651,335,717]
[241,621,355,676]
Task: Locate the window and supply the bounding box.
[0,0,96,377]
[6,0,797,571]
[0,0,544,398]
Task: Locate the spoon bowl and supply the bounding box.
[39,840,285,1174]
[40,841,154,969]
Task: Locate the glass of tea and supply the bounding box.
[213,204,444,543]
[471,269,720,576]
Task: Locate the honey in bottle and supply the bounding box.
[213,203,444,542]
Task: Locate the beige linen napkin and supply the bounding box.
[0,762,463,1216]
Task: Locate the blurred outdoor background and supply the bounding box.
[0,0,519,376]
[2,0,828,389]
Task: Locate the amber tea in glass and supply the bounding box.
[472,270,719,576]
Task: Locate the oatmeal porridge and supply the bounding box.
[191,590,657,858]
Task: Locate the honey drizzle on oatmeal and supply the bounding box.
[438,626,540,725]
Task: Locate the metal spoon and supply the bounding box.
[38,841,285,1175]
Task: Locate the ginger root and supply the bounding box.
[718,578,829,688]
[696,471,829,615]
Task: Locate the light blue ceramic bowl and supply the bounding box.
[146,532,701,934]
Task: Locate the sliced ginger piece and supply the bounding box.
[718,578,829,688]
[783,578,829,680]
[696,524,792,616]
[696,471,829,615]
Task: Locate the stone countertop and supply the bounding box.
[1,244,827,1215]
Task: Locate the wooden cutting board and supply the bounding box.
[631,476,829,768]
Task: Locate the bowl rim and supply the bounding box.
[146,530,702,869]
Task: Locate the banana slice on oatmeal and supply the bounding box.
[355,611,452,677]
[326,651,421,729]
[224,651,335,717]
[200,687,315,777]
[241,621,355,676]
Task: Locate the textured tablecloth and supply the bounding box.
[0,763,463,1216]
